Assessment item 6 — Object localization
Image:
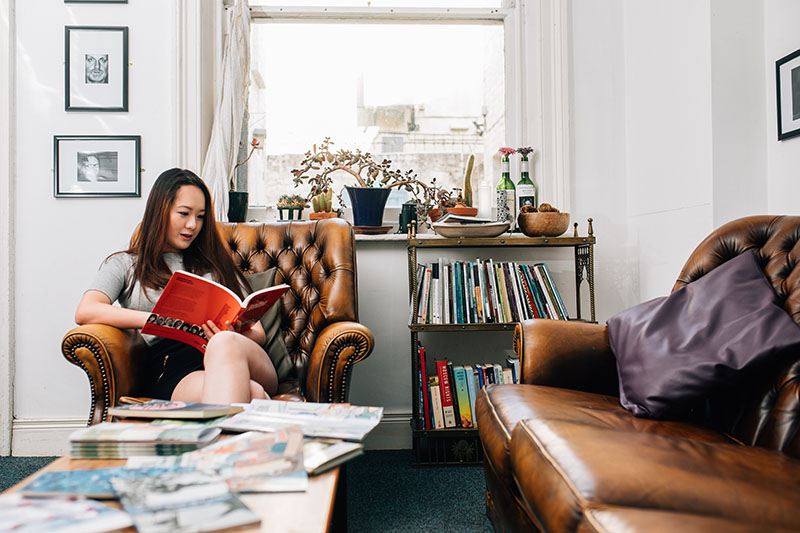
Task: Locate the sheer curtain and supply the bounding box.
[201,0,250,222]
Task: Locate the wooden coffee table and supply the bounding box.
[6,456,345,532]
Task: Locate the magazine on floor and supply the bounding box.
[217,399,384,441]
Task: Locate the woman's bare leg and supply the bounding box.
[172,331,277,404]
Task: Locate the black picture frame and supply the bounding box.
[65,26,128,112]
[54,135,141,198]
[776,47,800,141]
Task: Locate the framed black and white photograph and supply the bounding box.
[65,26,128,112]
[54,135,140,197]
[776,47,800,141]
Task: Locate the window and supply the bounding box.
[243,3,516,211]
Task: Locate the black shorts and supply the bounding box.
[142,339,204,400]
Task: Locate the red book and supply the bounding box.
[141,270,289,353]
[419,346,431,430]
[435,360,457,427]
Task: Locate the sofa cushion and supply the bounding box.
[246,269,292,382]
[510,418,800,533]
[580,506,800,533]
[476,384,733,492]
[607,251,800,418]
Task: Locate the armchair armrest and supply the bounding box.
[304,321,375,403]
[514,319,619,397]
[61,324,148,425]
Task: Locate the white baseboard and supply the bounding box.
[11,418,87,456]
[10,413,413,456]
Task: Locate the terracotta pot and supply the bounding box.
[309,211,338,220]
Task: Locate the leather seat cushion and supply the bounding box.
[511,418,800,532]
[580,506,800,533]
[476,384,734,490]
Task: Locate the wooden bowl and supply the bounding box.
[446,206,478,217]
[517,212,570,237]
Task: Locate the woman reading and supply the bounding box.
[75,168,278,404]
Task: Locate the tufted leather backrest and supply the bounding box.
[673,215,800,457]
[216,219,358,387]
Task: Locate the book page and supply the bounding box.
[238,284,290,327]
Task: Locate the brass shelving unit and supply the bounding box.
[407,219,596,465]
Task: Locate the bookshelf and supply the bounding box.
[406,220,596,466]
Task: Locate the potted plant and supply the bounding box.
[309,188,339,220]
[292,137,430,228]
[229,137,261,223]
[276,194,308,221]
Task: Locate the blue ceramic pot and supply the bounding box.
[345,187,391,227]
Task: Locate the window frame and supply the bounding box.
[214,0,570,211]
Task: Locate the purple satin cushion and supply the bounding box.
[607,251,800,418]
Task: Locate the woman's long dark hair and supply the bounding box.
[121,168,249,300]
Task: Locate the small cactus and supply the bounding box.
[311,188,334,213]
[463,154,475,207]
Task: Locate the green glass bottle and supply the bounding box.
[496,155,516,225]
[516,152,537,213]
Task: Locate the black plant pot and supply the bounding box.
[228,191,249,223]
[345,186,391,227]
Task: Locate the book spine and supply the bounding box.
[464,365,478,427]
[447,361,461,427]
[419,345,431,430]
[518,264,539,319]
[453,366,473,428]
[440,258,449,324]
[539,262,570,320]
[487,259,500,323]
[533,264,559,319]
[501,263,519,322]
[521,265,545,319]
[431,262,441,324]
[506,355,520,384]
[435,360,457,428]
[476,364,486,389]
[502,367,513,385]
[429,378,444,429]
[493,363,504,384]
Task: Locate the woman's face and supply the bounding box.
[165,185,206,252]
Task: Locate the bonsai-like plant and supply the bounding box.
[291,137,427,198]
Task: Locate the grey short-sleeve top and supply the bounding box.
[88,252,214,345]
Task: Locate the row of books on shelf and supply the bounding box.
[416,343,521,431]
[411,258,569,325]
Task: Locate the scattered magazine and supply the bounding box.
[0,493,132,533]
[218,399,384,441]
[303,438,364,476]
[108,400,243,420]
[141,270,289,352]
[69,422,221,458]
[111,470,259,533]
[19,466,194,499]
[126,427,308,493]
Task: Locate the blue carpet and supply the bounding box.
[1,451,492,532]
[346,450,492,533]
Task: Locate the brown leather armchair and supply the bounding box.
[477,215,800,532]
[62,219,375,426]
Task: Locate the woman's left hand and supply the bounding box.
[202,320,235,339]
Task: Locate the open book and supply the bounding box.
[141,270,289,352]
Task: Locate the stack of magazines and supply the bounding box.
[68,422,221,459]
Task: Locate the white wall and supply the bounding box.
[765,0,800,213]
[13,0,176,433]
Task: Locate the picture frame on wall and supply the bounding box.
[65,1,127,3]
[65,26,128,112]
[776,47,800,141]
[54,135,141,198]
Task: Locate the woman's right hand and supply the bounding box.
[201,320,235,340]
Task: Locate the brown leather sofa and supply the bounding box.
[476,215,800,532]
[62,219,375,426]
